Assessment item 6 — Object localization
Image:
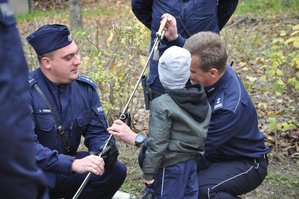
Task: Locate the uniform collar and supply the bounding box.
[37,68,67,91]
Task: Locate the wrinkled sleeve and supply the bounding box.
[165,34,186,49]
[142,100,171,180]
[82,87,116,153]
[131,0,153,29]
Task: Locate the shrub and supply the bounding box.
[76,19,150,124]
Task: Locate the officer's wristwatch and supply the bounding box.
[135,134,145,147]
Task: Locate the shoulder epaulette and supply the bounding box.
[76,75,97,89]
[28,76,37,87]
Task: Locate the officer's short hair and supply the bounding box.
[183,31,228,73]
[26,24,73,55]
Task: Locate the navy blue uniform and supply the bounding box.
[28,68,126,199]
[198,65,270,199]
[0,1,48,198]
[131,0,238,94]
[169,32,270,197]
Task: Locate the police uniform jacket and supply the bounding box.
[142,85,211,180]
[131,0,238,94]
[0,2,48,198]
[28,68,112,185]
[204,65,270,162]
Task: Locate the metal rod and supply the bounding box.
[121,16,168,115]
[121,35,163,115]
[72,17,168,199]
[72,139,109,199]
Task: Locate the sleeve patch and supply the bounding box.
[213,93,224,111]
[95,106,104,114]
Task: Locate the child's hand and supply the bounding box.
[144,179,155,185]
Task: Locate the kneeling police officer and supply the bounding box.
[26,24,126,199]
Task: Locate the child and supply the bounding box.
[141,46,211,198]
[108,46,211,198]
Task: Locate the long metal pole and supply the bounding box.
[72,17,168,199]
[120,18,167,117]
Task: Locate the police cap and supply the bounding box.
[26,24,73,55]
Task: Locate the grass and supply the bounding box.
[16,9,67,22]
[267,171,299,188]
[236,0,299,15]
[242,159,299,199]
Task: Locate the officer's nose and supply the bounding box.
[74,54,81,65]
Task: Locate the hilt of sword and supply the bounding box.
[153,16,168,61]
[156,16,168,38]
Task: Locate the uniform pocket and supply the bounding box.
[34,112,55,132]
[76,111,91,128]
[70,112,91,150]
[34,112,57,150]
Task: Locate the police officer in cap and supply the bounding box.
[26,24,126,199]
[0,0,48,198]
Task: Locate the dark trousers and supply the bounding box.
[50,153,126,199]
[153,158,198,199]
[198,156,268,199]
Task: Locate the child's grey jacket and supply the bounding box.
[143,85,211,180]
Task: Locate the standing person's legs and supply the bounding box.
[154,159,198,199]
[198,157,268,199]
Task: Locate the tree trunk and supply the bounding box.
[69,0,83,30]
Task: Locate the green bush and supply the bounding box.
[76,19,150,124]
[259,24,299,151]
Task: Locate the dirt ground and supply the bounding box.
[243,158,299,199]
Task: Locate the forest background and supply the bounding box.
[15,0,299,198]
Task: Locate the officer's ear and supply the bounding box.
[209,68,219,79]
[40,56,51,70]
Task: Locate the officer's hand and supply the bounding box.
[71,154,105,175]
[162,13,178,41]
[98,141,119,170]
[144,179,154,185]
[108,119,136,145]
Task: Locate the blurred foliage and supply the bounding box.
[222,0,299,159]
[261,24,299,156]
[237,0,299,14]
[77,20,150,124]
